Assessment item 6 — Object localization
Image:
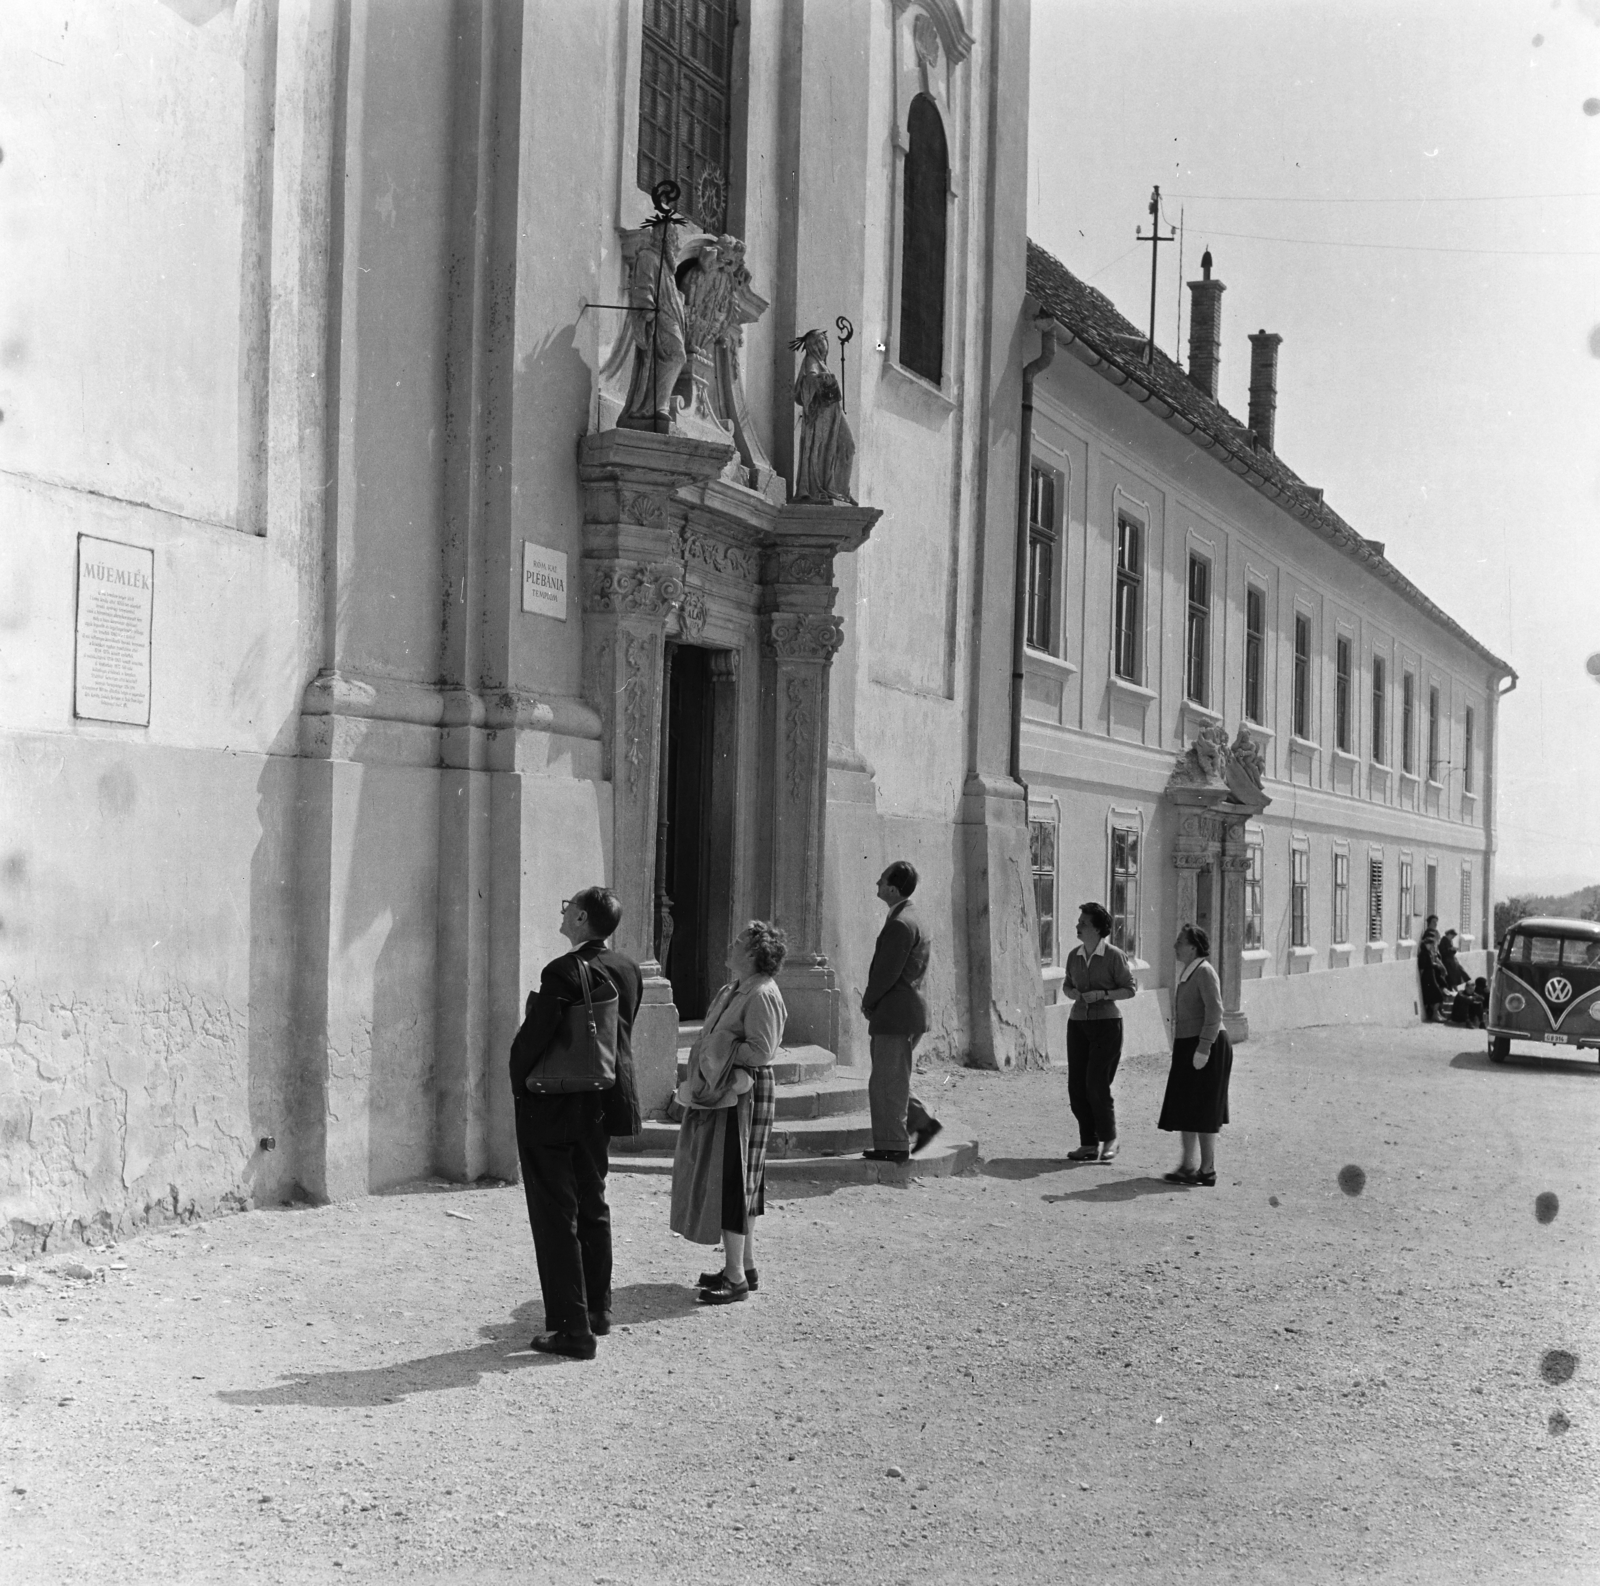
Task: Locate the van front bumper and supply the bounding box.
[1488,1024,1600,1051]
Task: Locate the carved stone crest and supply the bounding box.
[681,529,758,582]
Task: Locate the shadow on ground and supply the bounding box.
[980,1157,1090,1180]
[215,1284,709,1410]
[1449,1050,1599,1077]
[1042,1176,1192,1205]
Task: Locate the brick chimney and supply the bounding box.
[1186,250,1225,400]
[1247,330,1282,452]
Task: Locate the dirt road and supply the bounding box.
[2,1023,1596,1584]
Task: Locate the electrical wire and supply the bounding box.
[1167,190,1600,204]
[1181,227,1600,258]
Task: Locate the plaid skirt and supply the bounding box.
[745,1065,774,1219]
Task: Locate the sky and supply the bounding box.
[1028,0,1600,896]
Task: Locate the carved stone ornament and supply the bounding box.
[582,561,685,618]
[1165,721,1271,817]
[913,13,941,67]
[784,675,813,801]
[762,612,845,661]
[622,490,669,528]
[774,549,833,585]
[1229,727,1267,789]
[1168,722,1231,789]
[680,528,758,582]
[621,632,651,798]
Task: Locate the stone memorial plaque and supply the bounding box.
[521,542,568,619]
[74,535,155,726]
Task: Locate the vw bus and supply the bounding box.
[1488,916,1600,1061]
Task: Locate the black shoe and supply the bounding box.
[529,1331,597,1360]
[1163,1167,1200,1185]
[1066,1145,1100,1162]
[588,1311,611,1337]
[862,1148,910,1163]
[699,1279,749,1306]
[1195,1169,1217,1187]
[701,1267,760,1293]
[910,1119,943,1156]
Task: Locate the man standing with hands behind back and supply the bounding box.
[861,860,942,1164]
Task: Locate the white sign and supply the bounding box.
[74,535,154,726]
[521,542,568,620]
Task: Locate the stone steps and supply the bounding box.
[610,1027,978,1185]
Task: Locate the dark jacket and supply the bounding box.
[862,900,930,1036]
[511,940,644,1143]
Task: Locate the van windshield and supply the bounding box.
[1504,933,1600,969]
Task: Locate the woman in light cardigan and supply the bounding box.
[669,921,787,1304]
[1157,923,1233,1187]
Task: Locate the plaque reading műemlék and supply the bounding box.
[74,535,154,726]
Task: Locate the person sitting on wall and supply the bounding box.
[1063,902,1138,1163]
[1417,914,1446,1023]
[860,861,941,1165]
[509,888,643,1360]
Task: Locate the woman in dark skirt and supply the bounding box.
[1158,924,1233,1187]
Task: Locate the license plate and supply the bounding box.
[1543,1034,1568,1045]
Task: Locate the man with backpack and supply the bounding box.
[509,887,642,1359]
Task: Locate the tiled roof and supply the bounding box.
[1025,239,1514,678]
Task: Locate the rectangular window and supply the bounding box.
[1185,554,1211,705]
[1460,864,1473,936]
[638,0,737,231]
[1427,686,1440,781]
[1291,845,1309,948]
[1026,467,1057,653]
[1029,816,1057,962]
[1244,587,1265,724]
[1113,517,1142,682]
[1464,706,1475,794]
[1333,851,1350,944]
[1334,636,1352,753]
[1402,673,1416,774]
[1292,612,1311,739]
[1368,856,1384,942]
[1110,825,1140,957]
[1426,860,1438,918]
[1244,838,1264,950]
[1371,656,1387,763]
[1399,856,1414,939]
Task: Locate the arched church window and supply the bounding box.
[637,0,736,231]
[898,92,949,385]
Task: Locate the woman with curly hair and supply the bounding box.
[670,920,788,1303]
[1158,923,1233,1187]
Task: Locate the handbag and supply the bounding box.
[523,956,619,1095]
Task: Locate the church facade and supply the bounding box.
[0,0,1047,1247]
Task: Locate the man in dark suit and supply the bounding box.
[860,860,942,1164]
[510,886,642,1360]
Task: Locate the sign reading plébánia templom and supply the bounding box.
[74,535,154,726]
[521,542,568,620]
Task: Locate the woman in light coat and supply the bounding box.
[669,921,787,1303]
[1157,923,1233,1187]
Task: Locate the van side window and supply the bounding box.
[1527,937,1562,965]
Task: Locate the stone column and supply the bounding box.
[761,608,844,1051]
[1218,816,1251,1041]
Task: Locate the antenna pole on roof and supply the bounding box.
[1135,184,1177,365]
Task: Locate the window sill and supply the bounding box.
[880,354,956,413]
[1370,759,1389,773]
[1025,649,1079,679]
[1457,934,1476,951]
[1461,792,1478,816]
[1180,698,1222,728]
[1289,945,1314,973]
[1241,948,1270,963]
[1127,957,1151,974]
[1330,746,1359,767]
[1040,964,1066,1003]
[1426,779,1444,793]
[1399,770,1420,789]
[1288,735,1321,755]
[1364,941,1388,964]
[1107,674,1156,704]
[1329,943,1354,965]
[1241,721,1274,742]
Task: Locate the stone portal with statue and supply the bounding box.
[585,186,879,1120]
[1163,723,1271,1039]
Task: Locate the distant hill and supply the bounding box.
[1494,883,1600,941]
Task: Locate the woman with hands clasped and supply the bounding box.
[669,921,787,1305]
[1158,924,1233,1187]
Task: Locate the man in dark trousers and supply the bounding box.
[860,859,942,1164]
[509,887,642,1360]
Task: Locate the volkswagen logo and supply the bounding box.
[1545,976,1574,1004]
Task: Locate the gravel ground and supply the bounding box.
[2,1022,1596,1585]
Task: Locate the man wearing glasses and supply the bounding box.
[510,888,643,1359]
